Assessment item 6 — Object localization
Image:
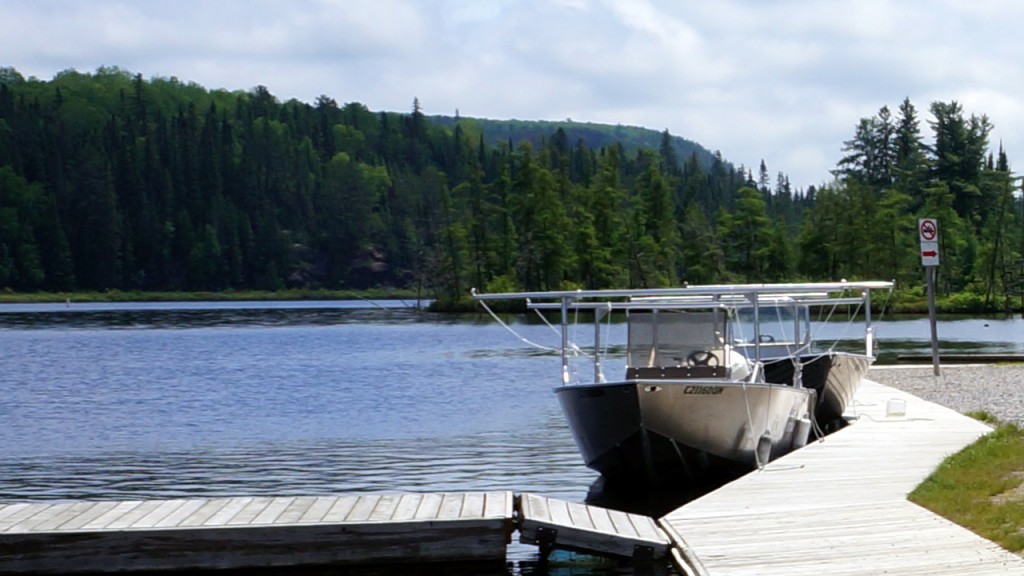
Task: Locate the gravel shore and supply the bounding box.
[868,364,1024,425]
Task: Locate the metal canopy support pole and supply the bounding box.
[926,266,941,377]
[593,306,606,383]
[651,309,659,367]
[751,294,761,364]
[864,289,874,357]
[561,297,571,384]
[790,303,803,389]
[792,304,800,349]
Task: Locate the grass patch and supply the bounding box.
[967,410,1002,425]
[909,422,1024,553]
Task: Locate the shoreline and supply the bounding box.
[0,288,422,304]
[1,289,1022,315]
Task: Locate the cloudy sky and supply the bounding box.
[2,0,1020,189]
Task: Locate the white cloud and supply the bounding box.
[5,0,1024,185]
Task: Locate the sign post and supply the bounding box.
[919,218,941,377]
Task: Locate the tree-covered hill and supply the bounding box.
[427,115,722,172]
[0,66,1022,311]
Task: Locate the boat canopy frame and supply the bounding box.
[471,281,894,386]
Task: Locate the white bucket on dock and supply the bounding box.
[886,398,907,417]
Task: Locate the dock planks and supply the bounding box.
[518,492,670,560]
[0,491,515,574]
[660,378,1024,576]
[0,489,675,573]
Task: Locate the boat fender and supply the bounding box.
[792,418,811,449]
[756,432,773,467]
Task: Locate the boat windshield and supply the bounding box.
[626,309,725,368]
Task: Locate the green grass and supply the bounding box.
[0,288,422,304]
[909,420,1024,553]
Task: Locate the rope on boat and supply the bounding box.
[739,376,766,471]
[478,298,607,385]
[784,300,858,370]
[786,283,895,441]
[737,363,767,471]
[534,306,562,338]
[809,407,827,443]
[760,285,878,370]
[877,284,894,321]
[476,299,560,353]
[532,305,591,360]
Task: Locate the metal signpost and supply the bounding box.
[919,218,941,376]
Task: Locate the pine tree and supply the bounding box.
[719,186,773,282]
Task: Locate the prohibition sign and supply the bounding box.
[919,219,937,242]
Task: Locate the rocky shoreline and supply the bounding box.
[868,364,1024,426]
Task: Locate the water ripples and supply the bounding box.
[0,433,593,502]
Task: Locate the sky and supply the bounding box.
[2,0,1022,190]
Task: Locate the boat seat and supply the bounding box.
[626,366,725,380]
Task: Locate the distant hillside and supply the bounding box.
[427,115,723,170]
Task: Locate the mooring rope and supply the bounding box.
[532,304,590,359]
[476,299,560,352]
[533,305,562,339]
[740,368,766,471]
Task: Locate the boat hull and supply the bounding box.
[555,380,813,485]
[762,351,874,424]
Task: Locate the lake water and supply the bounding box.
[1,301,1021,574]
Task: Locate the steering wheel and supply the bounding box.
[759,334,776,343]
[686,350,719,368]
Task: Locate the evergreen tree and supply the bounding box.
[586,147,629,287]
[632,155,680,286]
[679,203,723,283]
[719,186,773,282]
[510,143,572,290]
[928,101,992,229]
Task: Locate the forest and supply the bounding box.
[0,66,1022,311]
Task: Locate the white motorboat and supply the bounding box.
[473,281,892,486]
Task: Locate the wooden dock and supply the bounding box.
[660,377,1024,575]
[0,492,516,573]
[0,490,670,573]
[518,492,670,560]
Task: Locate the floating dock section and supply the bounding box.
[518,492,669,560]
[0,492,516,573]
